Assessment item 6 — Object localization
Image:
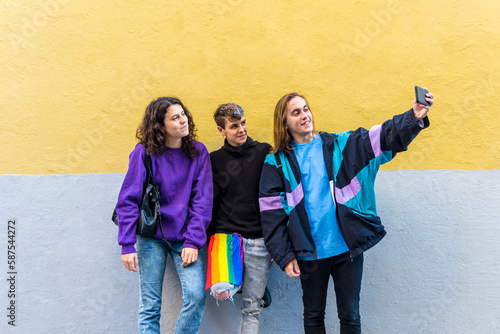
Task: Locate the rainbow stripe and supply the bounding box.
[205,233,244,290]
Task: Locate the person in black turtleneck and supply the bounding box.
[208,103,272,334]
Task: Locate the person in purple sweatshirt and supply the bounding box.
[115,97,213,334]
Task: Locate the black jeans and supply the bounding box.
[298,252,363,334]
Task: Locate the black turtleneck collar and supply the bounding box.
[222,137,257,156]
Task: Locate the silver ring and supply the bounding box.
[288,272,293,275]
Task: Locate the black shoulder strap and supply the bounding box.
[136,143,152,179]
[141,152,155,197]
[144,152,153,175]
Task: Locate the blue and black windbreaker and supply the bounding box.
[258,109,429,270]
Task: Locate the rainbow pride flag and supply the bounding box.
[205,233,244,290]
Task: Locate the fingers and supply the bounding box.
[181,251,197,267]
[413,90,434,120]
[181,247,198,267]
[291,258,301,276]
[423,88,434,106]
[285,258,300,278]
[133,255,138,271]
[425,94,434,107]
[181,248,187,267]
[122,253,138,272]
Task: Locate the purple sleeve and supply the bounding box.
[116,145,146,254]
[183,145,213,249]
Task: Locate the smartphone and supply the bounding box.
[415,86,430,106]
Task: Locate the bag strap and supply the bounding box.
[140,152,154,204]
[144,151,152,172]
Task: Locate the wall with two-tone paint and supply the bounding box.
[1,1,499,333]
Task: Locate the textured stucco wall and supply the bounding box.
[1,170,499,333]
[1,0,499,174]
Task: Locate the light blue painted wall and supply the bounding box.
[1,170,499,333]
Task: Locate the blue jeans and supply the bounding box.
[241,237,272,334]
[136,236,205,334]
[298,252,363,334]
[209,237,272,334]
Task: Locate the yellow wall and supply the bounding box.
[1,0,499,174]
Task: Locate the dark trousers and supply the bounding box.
[298,252,363,334]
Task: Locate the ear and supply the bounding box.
[217,126,225,136]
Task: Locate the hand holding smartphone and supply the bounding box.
[415,86,430,106]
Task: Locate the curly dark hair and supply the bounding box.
[136,97,199,159]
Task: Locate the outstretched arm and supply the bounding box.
[370,88,435,155]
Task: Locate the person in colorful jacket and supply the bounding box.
[258,90,434,334]
[116,97,213,334]
[207,103,273,334]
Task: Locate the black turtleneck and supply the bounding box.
[209,137,271,239]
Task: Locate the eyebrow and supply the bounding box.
[170,110,184,119]
[290,105,308,113]
[227,116,245,125]
[229,120,244,127]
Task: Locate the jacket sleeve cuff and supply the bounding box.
[408,108,430,129]
[183,241,200,250]
[421,115,430,128]
[121,244,136,255]
[277,251,297,271]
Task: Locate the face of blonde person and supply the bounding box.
[217,115,248,147]
[164,104,189,148]
[285,96,314,143]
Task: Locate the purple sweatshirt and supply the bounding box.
[116,142,213,255]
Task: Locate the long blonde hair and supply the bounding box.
[272,92,315,152]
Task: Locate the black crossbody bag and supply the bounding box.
[112,153,182,257]
[112,152,161,237]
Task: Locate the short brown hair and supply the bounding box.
[213,103,244,129]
